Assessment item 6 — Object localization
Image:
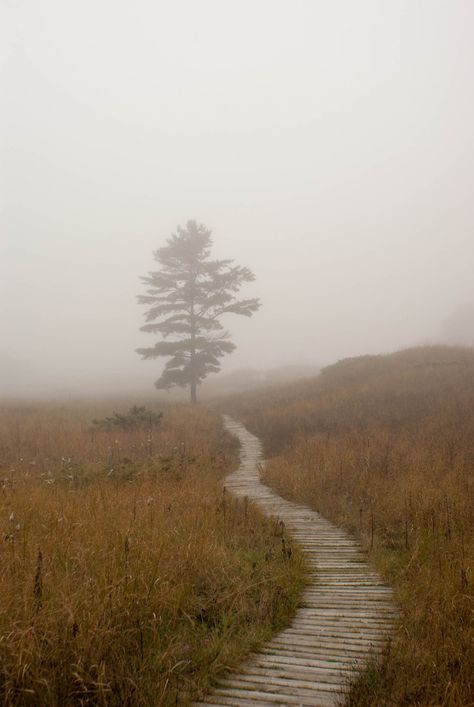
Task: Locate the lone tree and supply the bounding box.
[137,221,261,403]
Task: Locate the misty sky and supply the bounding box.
[1,0,474,395]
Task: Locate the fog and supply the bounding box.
[2,0,474,397]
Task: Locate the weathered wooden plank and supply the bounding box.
[254,652,357,669]
[221,674,342,693]
[196,699,285,707]
[238,666,349,684]
[267,643,375,659]
[213,687,337,706]
[270,635,382,650]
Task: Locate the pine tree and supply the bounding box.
[137,221,261,403]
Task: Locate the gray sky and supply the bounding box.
[2,0,474,396]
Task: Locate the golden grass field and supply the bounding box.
[226,346,474,706]
[0,401,304,706]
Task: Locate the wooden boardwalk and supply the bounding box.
[195,416,397,707]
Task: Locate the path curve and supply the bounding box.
[195,416,397,707]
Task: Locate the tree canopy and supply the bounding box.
[137,221,261,402]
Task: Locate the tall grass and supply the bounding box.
[226,347,474,706]
[0,401,303,705]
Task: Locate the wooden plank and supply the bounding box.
[221,674,342,693]
[238,666,349,685]
[213,687,337,706]
[255,652,358,670]
[196,699,286,706]
[270,635,381,650]
[285,624,387,638]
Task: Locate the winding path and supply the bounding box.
[195,416,397,707]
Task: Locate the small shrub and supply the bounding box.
[93,405,163,430]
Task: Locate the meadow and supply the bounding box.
[226,346,474,706]
[0,400,304,706]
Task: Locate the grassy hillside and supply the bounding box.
[0,401,304,706]
[226,346,474,706]
[200,364,320,398]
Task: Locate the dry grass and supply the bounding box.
[226,347,474,706]
[0,400,304,706]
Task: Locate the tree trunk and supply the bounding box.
[190,293,197,404]
[189,338,197,403]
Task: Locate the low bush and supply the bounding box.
[92,405,163,430]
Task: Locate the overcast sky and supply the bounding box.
[1,0,474,396]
